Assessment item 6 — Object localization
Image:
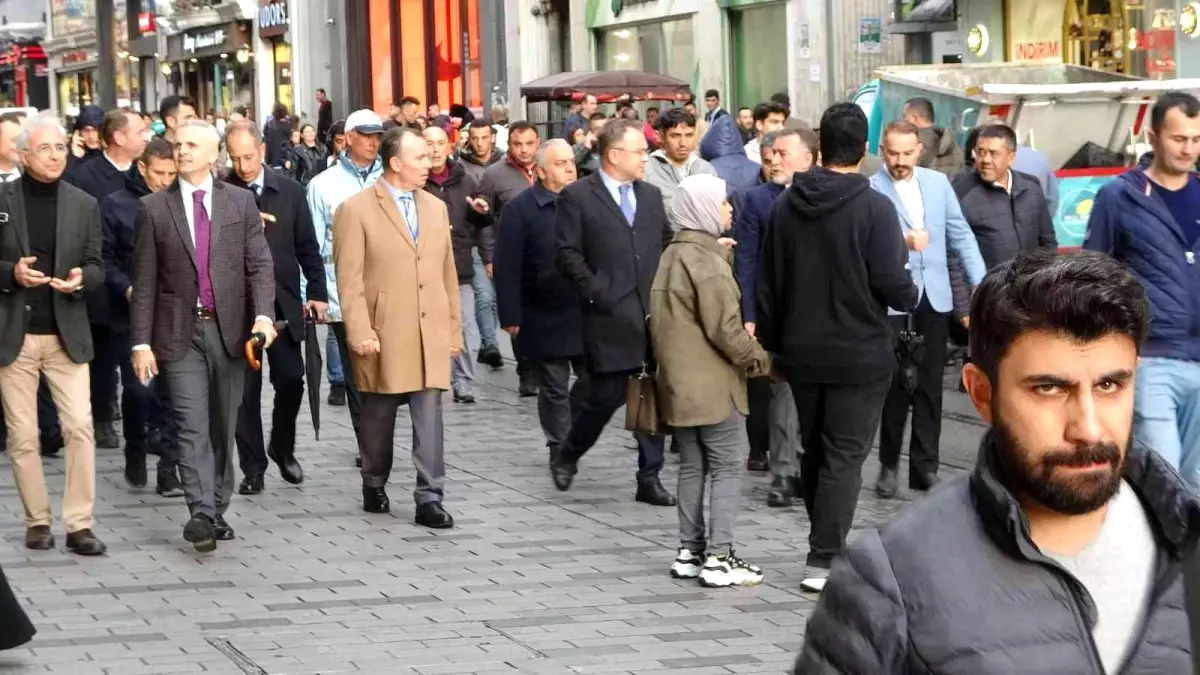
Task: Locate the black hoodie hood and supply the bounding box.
[786,165,872,219]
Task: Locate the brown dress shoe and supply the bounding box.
[65,529,107,556]
[25,525,54,550]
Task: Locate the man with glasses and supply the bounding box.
[550,118,676,507]
[0,112,107,555]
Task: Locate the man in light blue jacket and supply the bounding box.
[305,109,384,466]
[869,120,986,497]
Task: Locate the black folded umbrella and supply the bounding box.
[895,312,925,395]
[305,310,323,441]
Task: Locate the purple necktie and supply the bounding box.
[193,189,215,311]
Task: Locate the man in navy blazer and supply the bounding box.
[869,120,986,497]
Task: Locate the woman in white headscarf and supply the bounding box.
[650,173,772,588]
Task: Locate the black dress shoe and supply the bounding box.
[453,391,476,404]
[910,472,940,492]
[268,445,304,485]
[415,502,454,529]
[213,516,235,541]
[238,474,264,496]
[746,454,769,473]
[39,434,62,457]
[363,487,390,514]
[25,525,54,550]
[550,457,577,491]
[518,383,538,398]
[156,468,185,498]
[477,347,504,369]
[124,452,147,489]
[766,476,793,508]
[876,466,899,499]
[95,422,121,449]
[635,478,676,507]
[327,383,347,406]
[65,529,107,556]
[182,514,217,553]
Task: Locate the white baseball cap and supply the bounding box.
[344,109,385,135]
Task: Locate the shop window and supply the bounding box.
[274,41,293,112]
[368,0,393,114]
[597,17,695,86]
[1063,0,1177,77]
[432,0,483,109]
[399,0,427,104]
[730,4,787,110]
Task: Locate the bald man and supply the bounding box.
[421,126,493,403]
[131,120,276,552]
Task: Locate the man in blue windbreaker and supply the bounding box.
[1084,91,1200,487]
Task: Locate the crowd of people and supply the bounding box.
[0,80,1198,672]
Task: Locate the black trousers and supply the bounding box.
[530,357,588,454]
[112,328,178,471]
[562,369,664,482]
[788,374,891,569]
[89,324,118,425]
[513,335,535,388]
[879,296,950,481]
[746,376,771,459]
[235,332,305,478]
[330,322,367,455]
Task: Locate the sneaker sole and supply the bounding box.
[669,568,700,579]
[699,575,763,588]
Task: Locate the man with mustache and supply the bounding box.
[795,250,1200,674]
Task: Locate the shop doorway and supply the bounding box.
[1063,0,1178,77]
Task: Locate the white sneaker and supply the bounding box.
[698,550,764,588]
[670,548,704,579]
[800,566,830,593]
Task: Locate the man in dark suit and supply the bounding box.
[551,119,675,506]
[495,139,585,462]
[224,121,327,494]
[101,136,183,496]
[131,120,276,553]
[66,108,151,450]
[0,112,107,555]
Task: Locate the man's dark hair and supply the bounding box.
[773,127,818,156]
[770,92,791,107]
[329,119,345,137]
[233,105,248,117]
[379,126,420,166]
[508,120,539,137]
[754,101,788,124]
[0,112,23,128]
[737,106,753,116]
[468,117,496,134]
[159,95,197,121]
[818,103,868,168]
[400,96,421,107]
[316,88,326,96]
[969,250,1149,382]
[271,103,288,120]
[1150,91,1200,132]
[655,107,697,133]
[139,136,175,165]
[101,108,137,145]
[647,106,659,114]
[588,112,608,123]
[977,123,1017,152]
[597,118,643,159]
[903,97,936,124]
[705,89,719,100]
[963,125,983,166]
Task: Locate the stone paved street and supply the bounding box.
[0,336,986,674]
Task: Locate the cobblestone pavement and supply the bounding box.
[0,336,985,675]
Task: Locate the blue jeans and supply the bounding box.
[1134,356,1200,486]
[452,283,478,394]
[326,328,344,386]
[471,248,498,351]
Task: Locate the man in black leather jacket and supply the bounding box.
[795,250,1200,675]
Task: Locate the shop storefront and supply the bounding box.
[0,44,50,109]
[960,0,1198,79]
[127,6,163,111]
[166,22,254,115]
[590,0,701,91]
[112,0,141,109]
[258,0,292,112]
[46,0,99,114]
[722,0,787,109]
[360,0,487,114]
[54,49,98,116]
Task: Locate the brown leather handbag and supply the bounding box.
[625,363,662,436]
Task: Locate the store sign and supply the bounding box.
[137,11,155,35]
[611,0,656,17]
[62,50,94,65]
[258,0,289,38]
[184,29,227,53]
[1007,0,1065,62]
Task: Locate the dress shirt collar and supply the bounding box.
[249,170,265,193]
[0,166,20,182]
[104,152,131,173]
[382,179,414,202]
[598,168,631,193]
[994,169,1013,194]
[180,173,215,194]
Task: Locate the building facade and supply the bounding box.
[0,0,50,109]
[252,0,350,127]
[956,0,1200,79]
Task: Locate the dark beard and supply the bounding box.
[991,411,1126,516]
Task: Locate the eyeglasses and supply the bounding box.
[611,147,648,158]
[33,143,68,157]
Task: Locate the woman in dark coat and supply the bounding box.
[0,563,35,649]
[290,123,329,188]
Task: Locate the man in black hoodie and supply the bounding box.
[757,103,918,592]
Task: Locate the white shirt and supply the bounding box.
[248,170,265,196]
[0,167,20,183]
[892,173,925,230]
[995,169,1013,194]
[744,138,762,165]
[104,152,131,173]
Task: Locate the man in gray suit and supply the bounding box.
[131,120,276,553]
[0,111,106,555]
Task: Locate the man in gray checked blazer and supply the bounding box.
[130,120,276,553]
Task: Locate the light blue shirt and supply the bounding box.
[598,168,636,216]
[248,170,265,196]
[382,180,418,241]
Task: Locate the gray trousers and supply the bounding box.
[159,318,244,520]
[768,380,800,481]
[531,357,588,454]
[360,389,445,504]
[675,410,748,553]
[451,284,478,395]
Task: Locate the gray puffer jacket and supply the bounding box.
[794,432,1200,675]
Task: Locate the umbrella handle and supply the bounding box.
[245,334,265,371]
